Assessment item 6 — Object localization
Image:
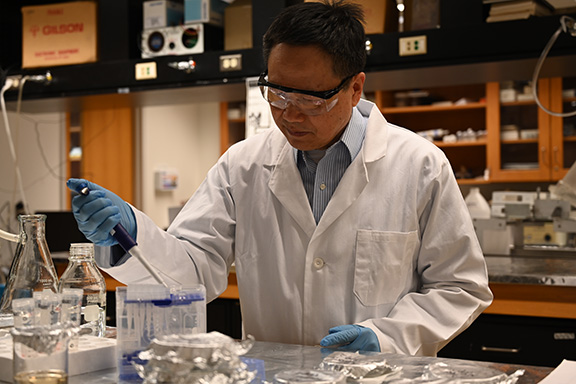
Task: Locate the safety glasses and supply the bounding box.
[257,71,354,116]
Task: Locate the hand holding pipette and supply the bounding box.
[67,178,168,287]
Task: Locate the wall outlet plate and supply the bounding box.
[135,62,157,80]
[399,35,427,56]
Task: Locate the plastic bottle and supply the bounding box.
[465,187,491,219]
[0,214,59,323]
[59,243,106,337]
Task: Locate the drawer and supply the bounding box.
[438,314,576,367]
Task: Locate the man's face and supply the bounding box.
[266,43,365,151]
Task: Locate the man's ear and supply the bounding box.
[351,72,366,106]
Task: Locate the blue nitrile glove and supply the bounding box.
[66,178,137,247]
[320,325,381,352]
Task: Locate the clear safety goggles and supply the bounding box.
[257,71,354,116]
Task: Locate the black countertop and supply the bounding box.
[486,255,576,287]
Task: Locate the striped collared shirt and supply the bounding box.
[296,107,367,223]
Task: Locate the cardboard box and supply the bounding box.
[224,0,252,51]
[411,0,440,30]
[184,0,228,26]
[143,0,184,30]
[305,0,398,34]
[21,1,98,68]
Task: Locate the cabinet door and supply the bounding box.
[80,94,135,204]
[487,80,552,182]
[375,84,488,184]
[550,77,576,180]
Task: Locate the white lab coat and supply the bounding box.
[100,99,493,356]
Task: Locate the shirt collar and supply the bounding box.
[293,106,367,163]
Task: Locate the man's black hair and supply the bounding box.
[262,0,366,79]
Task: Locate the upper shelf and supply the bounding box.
[382,102,486,114]
[2,1,576,106]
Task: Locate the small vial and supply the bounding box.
[58,243,106,337]
[61,288,83,349]
[12,298,35,328]
[33,290,61,325]
[60,288,83,326]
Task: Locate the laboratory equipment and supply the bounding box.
[58,243,106,337]
[0,215,58,325]
[60,288,83,350]
[116,284,206,382]
[10,293,73,384]
[133,332,256,384]
[465,187,491,219]
[472,183,576,255]
[11,324,73,384]
[0,292,115,381]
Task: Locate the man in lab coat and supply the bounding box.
[68,0,492,355]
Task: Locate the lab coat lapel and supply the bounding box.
[268,143,317,237]
[314,103,388,236]
[314,152,368,236]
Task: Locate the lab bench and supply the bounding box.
[484,255,576,319]
[65,340,553,384]
[99,255,576,367]
[438,254,576,367]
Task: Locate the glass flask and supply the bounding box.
[0,214,59,322]
[58,243,106,337]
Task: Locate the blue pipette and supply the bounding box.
[76,183,168,287]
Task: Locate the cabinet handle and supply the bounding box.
[553,146,559,170]
[541,146,548,166]
[481,346,521,353]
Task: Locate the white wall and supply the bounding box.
[0,110,66,268]
[139,102,221,229]
[0,100,222,272]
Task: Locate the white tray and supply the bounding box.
[0,333,116,381]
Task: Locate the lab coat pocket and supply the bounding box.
[354,229,418,307]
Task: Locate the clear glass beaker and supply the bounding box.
[0,215,59,322]
[11,324,74,384]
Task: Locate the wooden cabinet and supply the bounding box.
[550,77,576,180]
[220,101,247,154]
[486,79,553,182]
[372,77,576,185]
[373,84,489,184]
[488,77,576,182]
[65,94,135,208]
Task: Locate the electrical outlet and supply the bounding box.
[220,54,242,72]
[135,62,157,80]
[399,35,427,56]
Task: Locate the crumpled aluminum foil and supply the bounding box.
[133,331,256,384]
[419,362,525,384]
[384,362,525,384]
[274,369,347,384]
[318,352,401,381]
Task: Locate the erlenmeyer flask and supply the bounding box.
[0,214,59,321]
